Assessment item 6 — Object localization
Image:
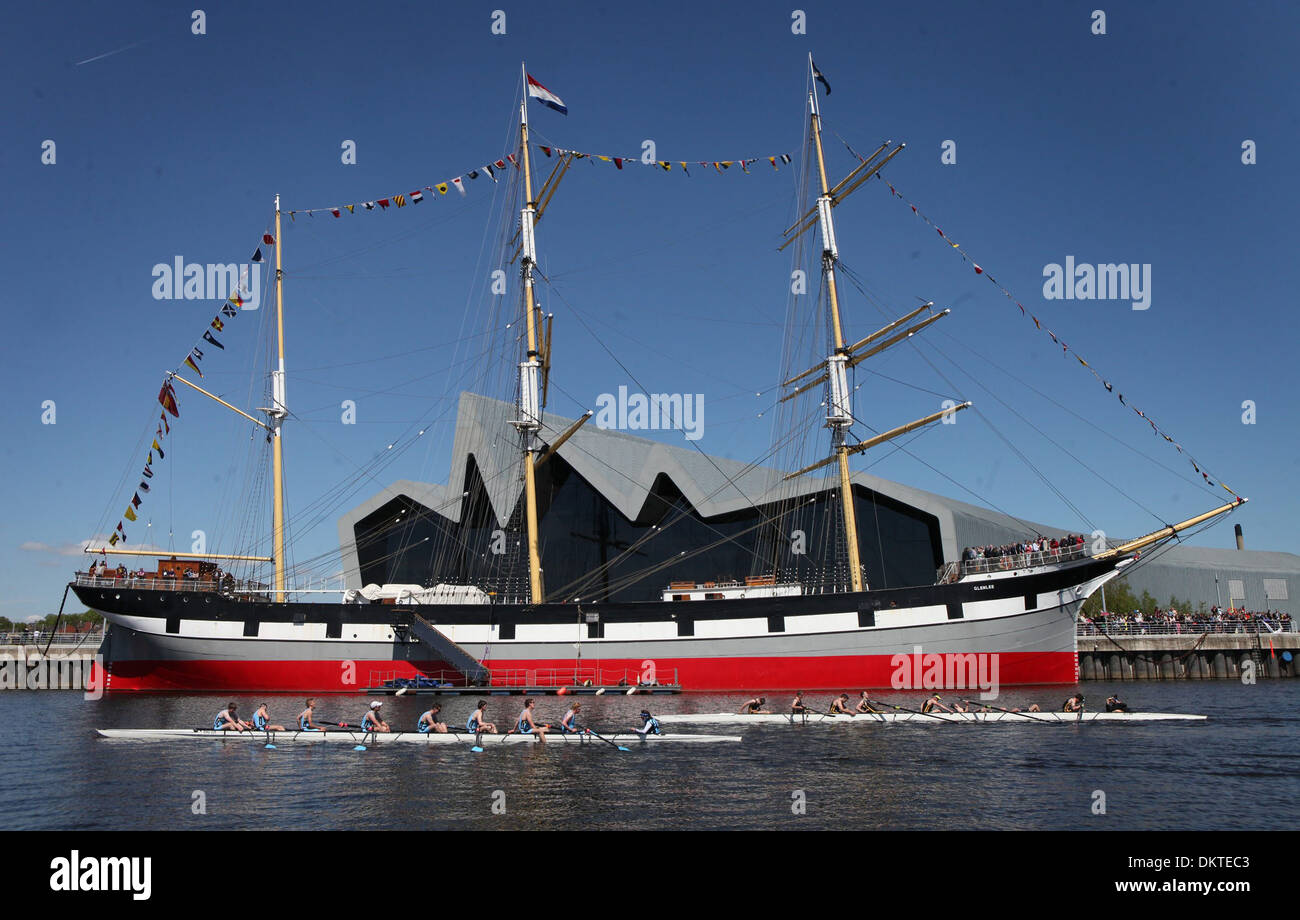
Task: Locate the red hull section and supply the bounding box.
[98,651,1077,693]
[99,659,455,694]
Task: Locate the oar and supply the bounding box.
[581,726,631,752]
[957,698,1056,725]
[866,698,962,724]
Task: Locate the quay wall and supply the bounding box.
[1077,634,1300,681]
[0,646,98,691]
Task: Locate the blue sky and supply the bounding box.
[3,1,1297,618]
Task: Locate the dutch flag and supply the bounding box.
[526,74,567,115]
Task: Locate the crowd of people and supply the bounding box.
[961,534,1088,570]
[1080,606,1294,635]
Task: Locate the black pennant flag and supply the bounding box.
[812,58,832,96]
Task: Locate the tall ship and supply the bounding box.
[68,60,1244,692]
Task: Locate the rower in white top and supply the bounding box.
[361,701,391,733]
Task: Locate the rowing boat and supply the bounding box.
[96,728,741,745]
[656,711,1207,725]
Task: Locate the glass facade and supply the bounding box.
[354,454,942,602]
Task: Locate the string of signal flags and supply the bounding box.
[102,232,273,551]
[845,142,1239,501]
[288,145,798,219]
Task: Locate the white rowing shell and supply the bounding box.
[655,711,1207,725]
[96,728,741,744]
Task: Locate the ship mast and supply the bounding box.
[512,63,545,605]
[270,194,289,602]
[806,56,865,593]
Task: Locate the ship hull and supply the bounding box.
[72,557,1120,693]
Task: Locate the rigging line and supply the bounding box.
[533,271,780,520]
[285,195,486,273]
[546,405,821,599]
[544,197,791,286]
[835,260,1099,531]
[1115,513,1238,584]
[868,170,1235,495]
[535,272,770,397]
[929,325,1222,499]
[855,366,963,402]
[546,389,825,602]
[289,327,498,374]
[276,315,517,557]
[912,332,1167,526]
[288,454,527,584]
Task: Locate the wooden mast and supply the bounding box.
[514,63,545,604]
[270,194,288,602]
[807,54,864,593]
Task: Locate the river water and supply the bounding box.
[2,682,1295,830]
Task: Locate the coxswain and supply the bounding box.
[560,701,586,734]
[921,693,953,714]
[361,701,391,733]
[828,693,853,715]
[298,698,329,732]
[516,698,549,739]
[1062,692,1086,713]
[1105,694,1129,713]
[466,700,497,734]
[739,696,770,714]
[791,691,807,714]
[855,691,880,714]
[417,704,448,734]
[252,703,285,732]
[213,702,251,731]
[633,709,662,736]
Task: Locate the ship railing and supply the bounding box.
[1077,620,1295,637]
[2,630,106,647]
[957,545,1090,576]
[73,572,268,596]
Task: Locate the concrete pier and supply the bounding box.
[1078,632,1299,681]
[0,645,99,691]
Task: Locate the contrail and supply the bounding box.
[74,40,146,67]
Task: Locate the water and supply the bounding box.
[2,683,1296,830]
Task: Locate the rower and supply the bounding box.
[417,704,448,734]
[739,696,770,714]
[828,693,854,715]
[1105,694,1130,713]
[516,698,549,739]
[361,701,391,733]
[1062,692,1086,713]
[213,702,250,732]
[791,691,807,714]
[560,701,586,734]
[252,703,285,732]
[298,698,329,732]
[855,691,880,714]
[467,700,497,734]
[921,693,953,714]
[633,709,662,736]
